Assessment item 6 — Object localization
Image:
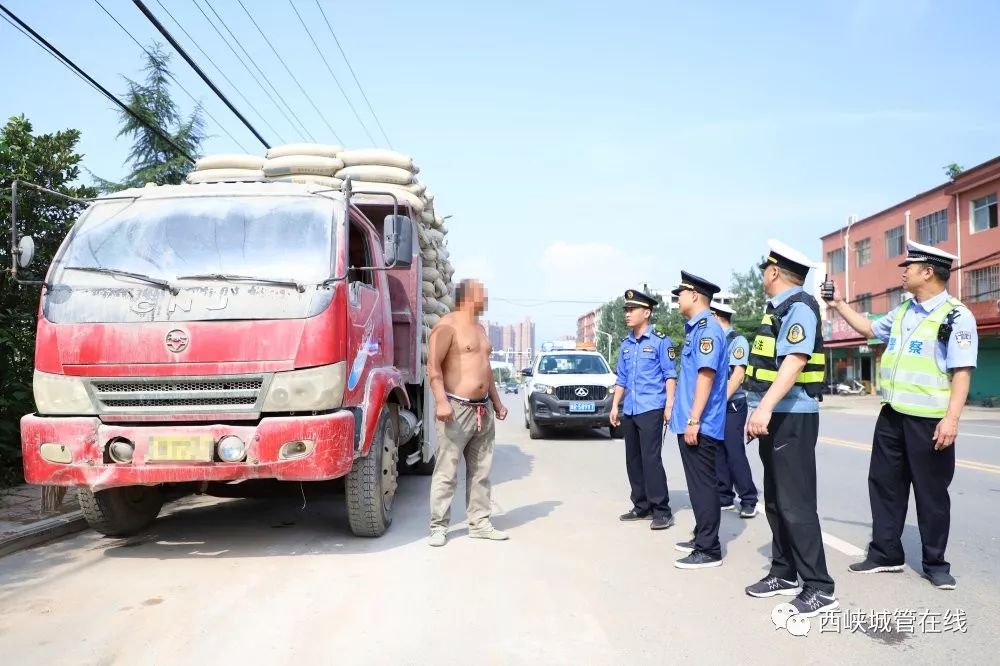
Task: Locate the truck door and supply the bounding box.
[345,217,386,398]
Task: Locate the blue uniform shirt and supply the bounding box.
[746,286,819,414]
[615,325,677,416]
[670,308,728,440]
[724,328,750,401]
[870,290,978,371]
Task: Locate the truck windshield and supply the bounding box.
[537,354,611,375]
[52,195,336,287]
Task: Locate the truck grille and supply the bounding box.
[554,385,607,401]
[89,375,267,416]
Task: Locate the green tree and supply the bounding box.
[944,162,964,181]
[95,44,203,191]
[0,115,96,486]
[729,260,766,338]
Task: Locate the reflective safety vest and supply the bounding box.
[880,298,960,418]
[744,292,826,397]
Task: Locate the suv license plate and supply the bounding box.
[569,402,596,413]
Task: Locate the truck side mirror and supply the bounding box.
[16,235,35,268]
[383,214,414,268]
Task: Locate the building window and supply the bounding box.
[916,209,948,245]
[854,238,871,266]
[885,226,905,257]
[972,194,998,233]
[886,287,906,309]
[966,264,1000,302]
[855,293,872,313]
[827,248,845,274]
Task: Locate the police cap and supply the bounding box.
[623,289,657,309]
[898,239,957,270]
[670,271,721,298]
[759,239,814,280]
[710,301,735,318]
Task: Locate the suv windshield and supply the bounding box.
[52,195,336,286]
[537,354,611,375]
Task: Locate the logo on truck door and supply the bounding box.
[165,329,189,353]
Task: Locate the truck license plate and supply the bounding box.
[569,402,596,413]
[147,435,214,462]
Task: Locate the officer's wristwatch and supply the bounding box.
[686,418,700,426]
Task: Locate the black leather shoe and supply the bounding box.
[619,510,652,521]
[650,515,675,530]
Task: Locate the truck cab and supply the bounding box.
[14,180,437,537]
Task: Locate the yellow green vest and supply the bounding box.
[880,298,959,417]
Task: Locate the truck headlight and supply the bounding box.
[262,363,346,412]
[33,370,96,415]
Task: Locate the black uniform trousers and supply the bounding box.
[678,433,722,559]
[715,398,758,508]
[867,405,956,576]
[622,409,671,519]
[758,412,835,594]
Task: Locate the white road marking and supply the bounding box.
[957,431,1000,440]
[821,531,866,558]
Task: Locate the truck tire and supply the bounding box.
[528,413,547,440]
[77,486,164,537]
[346,406,400,537]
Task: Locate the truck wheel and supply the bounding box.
[77,486,164,537]
[528,413,547,440]
[609,424,624,439]
[346,405,400,537]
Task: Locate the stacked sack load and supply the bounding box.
[185,144,455,364]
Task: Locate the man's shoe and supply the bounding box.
[619,509,652,522]
[790,587,839,618]
[428,530,447,547]
[927,571,957,590]
[848,559,904,574]
[674,540,695,554]
[469,525,509,541]
[721,502,736,511]
[745,575,800,598]
[674,551,723,569]
[739,504,758,519]
[650,515,675,530]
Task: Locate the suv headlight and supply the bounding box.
[33,370,96,415]
[262,363,346,412]
[533,383,554,395]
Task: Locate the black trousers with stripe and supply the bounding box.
[758,412,834,594]
[867,405,955,575]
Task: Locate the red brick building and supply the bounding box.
[821,155,1000,400]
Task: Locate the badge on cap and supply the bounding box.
[786,324,806,344]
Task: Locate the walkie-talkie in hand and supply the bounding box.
[820,274,835,301]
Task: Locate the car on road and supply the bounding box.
[521,350,620,439]
[503,382,519,394]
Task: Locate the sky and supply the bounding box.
[4,0,1000,344]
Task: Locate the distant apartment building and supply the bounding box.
[820,155,1000,400]
[576,308,600,344]
[483,317,536,369]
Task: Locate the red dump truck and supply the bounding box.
[12,178,438,537]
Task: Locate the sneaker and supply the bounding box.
[674,551,723,569]
[790,587,839,618]
[674,540,695,554]
[739,504,758,519]
[469,524,509,541]
[428,530,447,547]
[927,571,957,590]
[619,509,653,521]
[650,515,675,530]
[721,503,736,511]
[745,575,801,598]
[848,559,904,574]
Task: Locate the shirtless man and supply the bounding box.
[427,279,509,547]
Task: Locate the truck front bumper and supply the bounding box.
[20,411,357,491]
[528,393,613,429]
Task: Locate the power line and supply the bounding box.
[201,0,316,143]
[92,0,250,153]
[131,0,272,148]
[288,0,375,145]
[314,0,392,148]
[316,0,392,148]
[192,0,313,142]
[236,0,343,144]
[0,3,195,164]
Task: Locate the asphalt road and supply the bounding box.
[1,395,997,664]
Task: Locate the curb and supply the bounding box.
[0,510,88,559]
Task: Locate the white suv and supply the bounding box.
[522,350,620,439]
